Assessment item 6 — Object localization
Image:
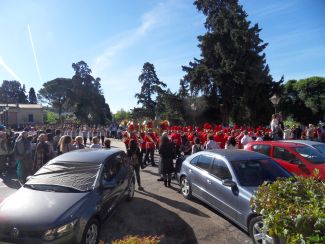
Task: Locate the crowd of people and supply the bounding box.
[0,115,324,188]
[0,124,119,184]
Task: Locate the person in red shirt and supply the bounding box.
[214,131,226,149]
[122,131,130,150]
[187,125,194,144]
[139,132,147,169]
[143,129,157,166]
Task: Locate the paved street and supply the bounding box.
[0,139,252,244]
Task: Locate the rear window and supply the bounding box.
[294,146,325,164]
[231,159,291,187]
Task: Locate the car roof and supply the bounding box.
[282,140,324,146]
[50,148,123,164]
[203,149,269,161]
[247,141,304,147]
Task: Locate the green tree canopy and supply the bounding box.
[279,77,325,124]
[295,77,325,118]
[70,61,111,124]
[135,62,167,120]
[113,109,130,122]
[38,78,72,120]
[0,80,27,104]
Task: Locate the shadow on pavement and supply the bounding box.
[0,168,21,190]
[141,169,160,177]
[100,197,198,244]
[136,189,209,218]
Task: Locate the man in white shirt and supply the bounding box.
[205,134,220,150]
[241,131,253,146]
[90,137,102,149]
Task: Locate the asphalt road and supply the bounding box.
[0,140,253,244]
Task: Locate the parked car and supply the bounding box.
[0,148,135,244]
[244,141,325,180]
[178,149,292,244]
[282,140,325,154]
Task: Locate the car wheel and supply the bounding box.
[249,216,278,244]
[82,218,100,244]
[126,178,135,201]
[180,176,192,199]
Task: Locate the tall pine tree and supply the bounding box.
[182,0,280,125]
[135,62,166,120]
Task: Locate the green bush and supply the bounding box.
[250,172,325,243]
[283,117,300,128]
[100,235,161,244]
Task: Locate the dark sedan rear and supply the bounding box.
[178,149,292,244]
[0,149,135,244]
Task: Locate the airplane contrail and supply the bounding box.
[28,24,42,83]
[0,56,24,83]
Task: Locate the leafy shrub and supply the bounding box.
[283,117,300,128]
[100,235,161,244]
[251,172,325,243]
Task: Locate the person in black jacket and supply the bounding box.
[127,139,143,191]
[159,136,174,187]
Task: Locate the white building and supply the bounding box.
[0,104,44,128]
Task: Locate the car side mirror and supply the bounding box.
[222,179,236,188]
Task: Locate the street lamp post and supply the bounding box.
[0,111,3,125]
[269,94,281,113]
[154,103,160,121]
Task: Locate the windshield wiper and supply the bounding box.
[24,184,84,192]
[24,184,37,190]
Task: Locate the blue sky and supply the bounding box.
[0,0,324,113]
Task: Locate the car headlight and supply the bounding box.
[43,219,78,241]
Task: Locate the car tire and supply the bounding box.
[125,178,135,201]
[82,218,100,244]
[180,176,192,199]
[249,216,280,244]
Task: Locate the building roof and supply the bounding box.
[0,104,43,109]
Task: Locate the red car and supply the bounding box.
[244,141,325,180]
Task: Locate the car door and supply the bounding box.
[119,152,130,194]
[271,146,303,176]
[188,154,213,200]
[204,157,243,222]
[100,154,124,216]
[112,153,129,200]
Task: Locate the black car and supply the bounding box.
[0,148,135,244]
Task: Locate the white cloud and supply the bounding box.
[0,56,24,83]
[92,2,170,75]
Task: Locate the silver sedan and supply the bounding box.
[178,149,292,244]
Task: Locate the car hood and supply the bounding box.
[0,187,90,228]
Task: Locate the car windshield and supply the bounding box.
[231,159,291,187]
[294,146,325,164]
[25,161,101,192]
[314,144,325,154]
